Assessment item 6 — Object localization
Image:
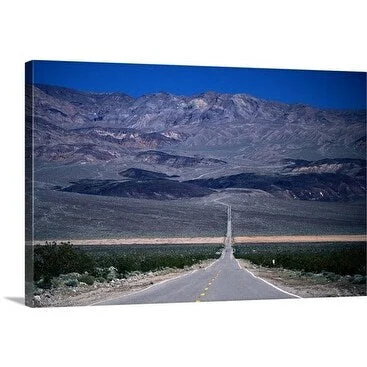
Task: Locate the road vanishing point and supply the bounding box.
[96,205,299,306]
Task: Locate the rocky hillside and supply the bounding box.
[57,164,365,202]
[135,150,227,168]
[27,84,366,202]
[188,170,365,202]
[283,158,366,179]
[26,84,366,163]
[60,177,213,200]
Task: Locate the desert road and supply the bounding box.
[96,206,299,306]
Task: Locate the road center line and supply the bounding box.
[195,270,221,302]
[91,268,199,306]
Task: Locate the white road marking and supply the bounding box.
[204,255,223,270]
[93,253,225,305]
[92,203,303,305]
[235,259,302,299]
[235,258,243,270]
[90,268,199,306]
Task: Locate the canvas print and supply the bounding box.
[25,61,366,307]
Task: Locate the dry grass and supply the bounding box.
[234,234,365,243]
[33,234,365,246]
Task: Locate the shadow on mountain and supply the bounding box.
[59,160,366,202]
[188,171,365,201]
[135,150,227,168]
[118,168,179,180]
[60,177,212,200]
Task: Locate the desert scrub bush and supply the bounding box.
[78,273,95,285]
[106,266,119,281]
[35,278,52,289]
[352,274,366,284]
[51,277,63,288]
[33,243,222,288]
[64,278,78,287]
[77,244,222,277]
[233,242,366,276]
[34,242,94,283]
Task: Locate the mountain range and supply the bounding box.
[27,84,366,202]
[27,84,365,162]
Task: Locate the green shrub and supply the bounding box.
[64,279,78,287]
[33,243,222,287]
[106,266,119,281]
[34,243,94,282]
[352,274,366,284]
[93,267,109,278]
[82,244,222,277]
[233,242,366,276]
[51,277,63,288]
[78,274,95,285]
[35,277,52,289]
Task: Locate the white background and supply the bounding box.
[0,1,366,366]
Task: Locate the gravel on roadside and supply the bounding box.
[237,259,366,298]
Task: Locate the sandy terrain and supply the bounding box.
[234,234,366,243]
[33,234,365,246]
[32,237,225,246]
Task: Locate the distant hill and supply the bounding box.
[187,169,366,202]
[60,178,213,200]
[135,150,227,168]
[27,84,366,163]
[118,168,179,180]
[28,84,366,202]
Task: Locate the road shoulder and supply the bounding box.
[237,259,366,298]
[32,260,214,307]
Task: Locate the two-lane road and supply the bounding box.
[96,206,299,306]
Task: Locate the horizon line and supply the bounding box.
[28,82,366,112]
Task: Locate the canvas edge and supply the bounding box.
[25,61,34,307]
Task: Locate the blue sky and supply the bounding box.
[26,60,366,110]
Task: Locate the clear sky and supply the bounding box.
[26,60,366,110]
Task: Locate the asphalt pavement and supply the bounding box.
[96,205,299,306]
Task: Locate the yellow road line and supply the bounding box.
[196,270,221,302]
